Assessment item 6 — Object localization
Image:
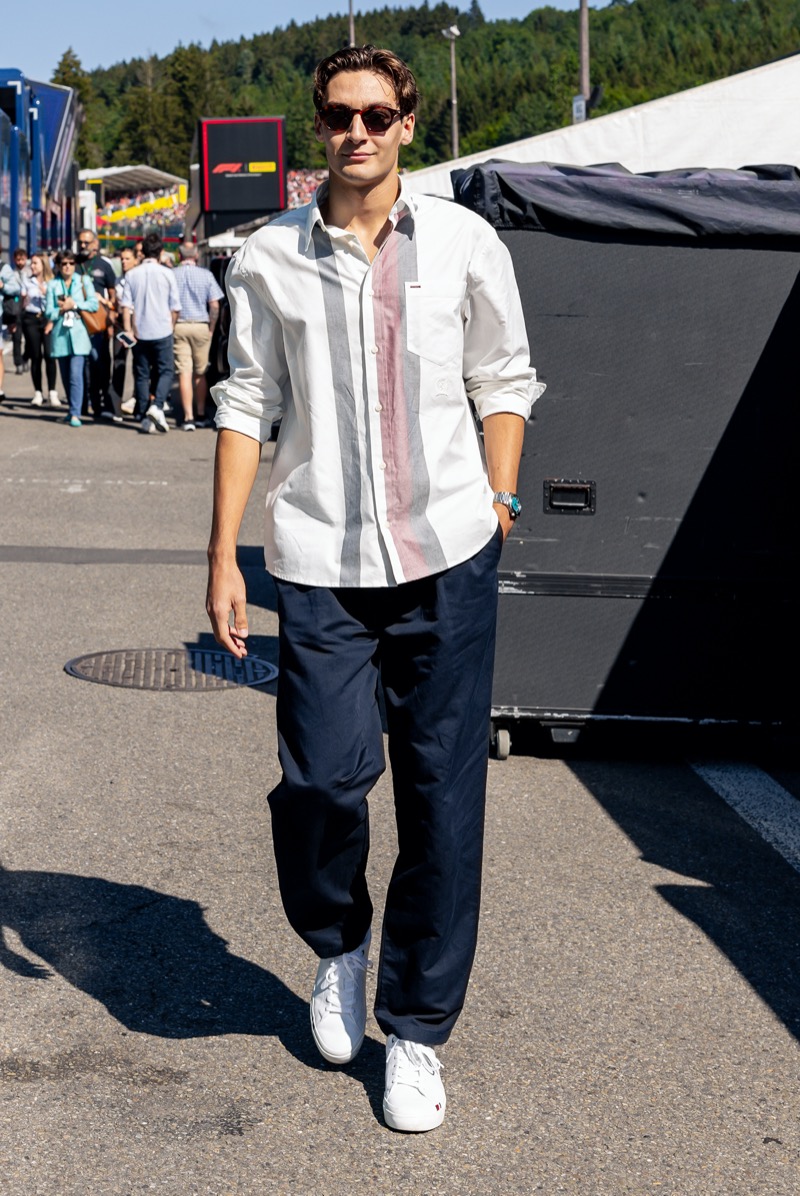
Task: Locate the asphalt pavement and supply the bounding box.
[1,361,799,1195]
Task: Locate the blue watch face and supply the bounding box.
[509,495,522,518]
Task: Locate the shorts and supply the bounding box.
[173,322,211,375]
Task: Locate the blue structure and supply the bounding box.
[0,68,81,253]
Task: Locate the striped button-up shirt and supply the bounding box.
[213,180,544,588]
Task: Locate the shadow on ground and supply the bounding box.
[0,864,384,1108]
[567,754,800,1044]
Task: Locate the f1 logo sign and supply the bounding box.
[212,162,276,174]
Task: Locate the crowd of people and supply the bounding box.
[0,232,223,432]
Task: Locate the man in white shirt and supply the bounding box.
[120,232,181,433]
[206,45,543,1133]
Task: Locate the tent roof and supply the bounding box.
[404,53,800,198]
[79,165,187,194]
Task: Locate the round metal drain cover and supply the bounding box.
[65,648,278,691]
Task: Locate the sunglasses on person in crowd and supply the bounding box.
[77,240,93,248]
[317,104,404,134]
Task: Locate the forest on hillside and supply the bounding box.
[53,0,800,177]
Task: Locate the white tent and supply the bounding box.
[404,52,800,197]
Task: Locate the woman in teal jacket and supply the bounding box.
[44,250,99,426]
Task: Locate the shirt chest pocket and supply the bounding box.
[404,282,465,367]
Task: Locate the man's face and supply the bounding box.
[14,252,27,269]
[314,70,414,193]
[120,249,136,272]
[77,234,96,259]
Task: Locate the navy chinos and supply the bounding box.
[267,525,503,1046]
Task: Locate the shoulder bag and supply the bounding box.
[78,273,108,336]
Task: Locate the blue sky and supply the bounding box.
[3,0,611,83]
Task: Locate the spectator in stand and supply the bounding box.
[113,246,138,414]
[173,242,224,430]
[44,250,99,428]
[76,229,119,421]
[1,248,31,375]
[120,232,181,434]
[23,252,60,408]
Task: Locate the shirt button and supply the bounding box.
[374,404,383,412]
[436,378,448,389]
[370,345,379,354]
[379,461,387,470]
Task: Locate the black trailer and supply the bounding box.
[453,162,800,756]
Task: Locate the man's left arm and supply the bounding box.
[462,231,546,537]
[482,412,525,540]
[169,272,181,329]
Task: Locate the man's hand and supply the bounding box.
[492,502,514,542]
[206,558,249,658]
[206,429,262,659]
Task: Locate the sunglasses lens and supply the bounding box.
[362,107,395,132]
[324,109,352,131]
[322,105,398,133]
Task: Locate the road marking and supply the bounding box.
[3,478,169,487]
[690,762,800,874]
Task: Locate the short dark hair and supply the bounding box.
[55,249,76,266]
[313,45,420,114]
[141,233,163,259]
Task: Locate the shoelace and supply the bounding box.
[388,1039,443,1088]
[319,950,372,1014]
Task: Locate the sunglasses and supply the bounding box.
[317,104,403,134]
[78,241,93,247]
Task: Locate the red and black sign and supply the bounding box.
[199,117,286,215]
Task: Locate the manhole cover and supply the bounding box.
[64,648,278,691]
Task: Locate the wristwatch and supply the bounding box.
[493,491,522,520]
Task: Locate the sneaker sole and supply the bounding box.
[382,1096,446,1133]
[146,406,169,433]
[309,1005,365,1065]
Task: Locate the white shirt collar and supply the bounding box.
[301,175,418,252]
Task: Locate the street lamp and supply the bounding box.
[441,24,460,160]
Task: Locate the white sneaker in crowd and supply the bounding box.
[120,397,136,415]
[310,929,372,1064]
[182,420,196,431]
[48,390,62,407]
[31,391,44,406]
[383,1035,446,1133]
[146,403,169,433]
[139,417,157,434]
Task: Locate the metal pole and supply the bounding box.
[579,0,590,101]
[441,26,460,160]
[349,0,355,47]
[450,36,459,160]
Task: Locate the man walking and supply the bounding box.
[112,245,138,413]
[206,45,542,1132]
[76,229,118,419]
[120,232,181,433]
[172,242,224,430]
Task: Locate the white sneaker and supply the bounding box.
[310,929,371,1064]
[31,391,44,406]
[139,417,157,434]
[146,403,169,433]
[48,390,62,407]
[383,1035,446,1132]
[120,397,136,415]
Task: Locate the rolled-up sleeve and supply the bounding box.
[212,256,288,444]
[462,234,545,422]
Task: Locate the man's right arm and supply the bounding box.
[206,429,262,658]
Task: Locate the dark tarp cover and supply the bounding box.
[451,161,800,238]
